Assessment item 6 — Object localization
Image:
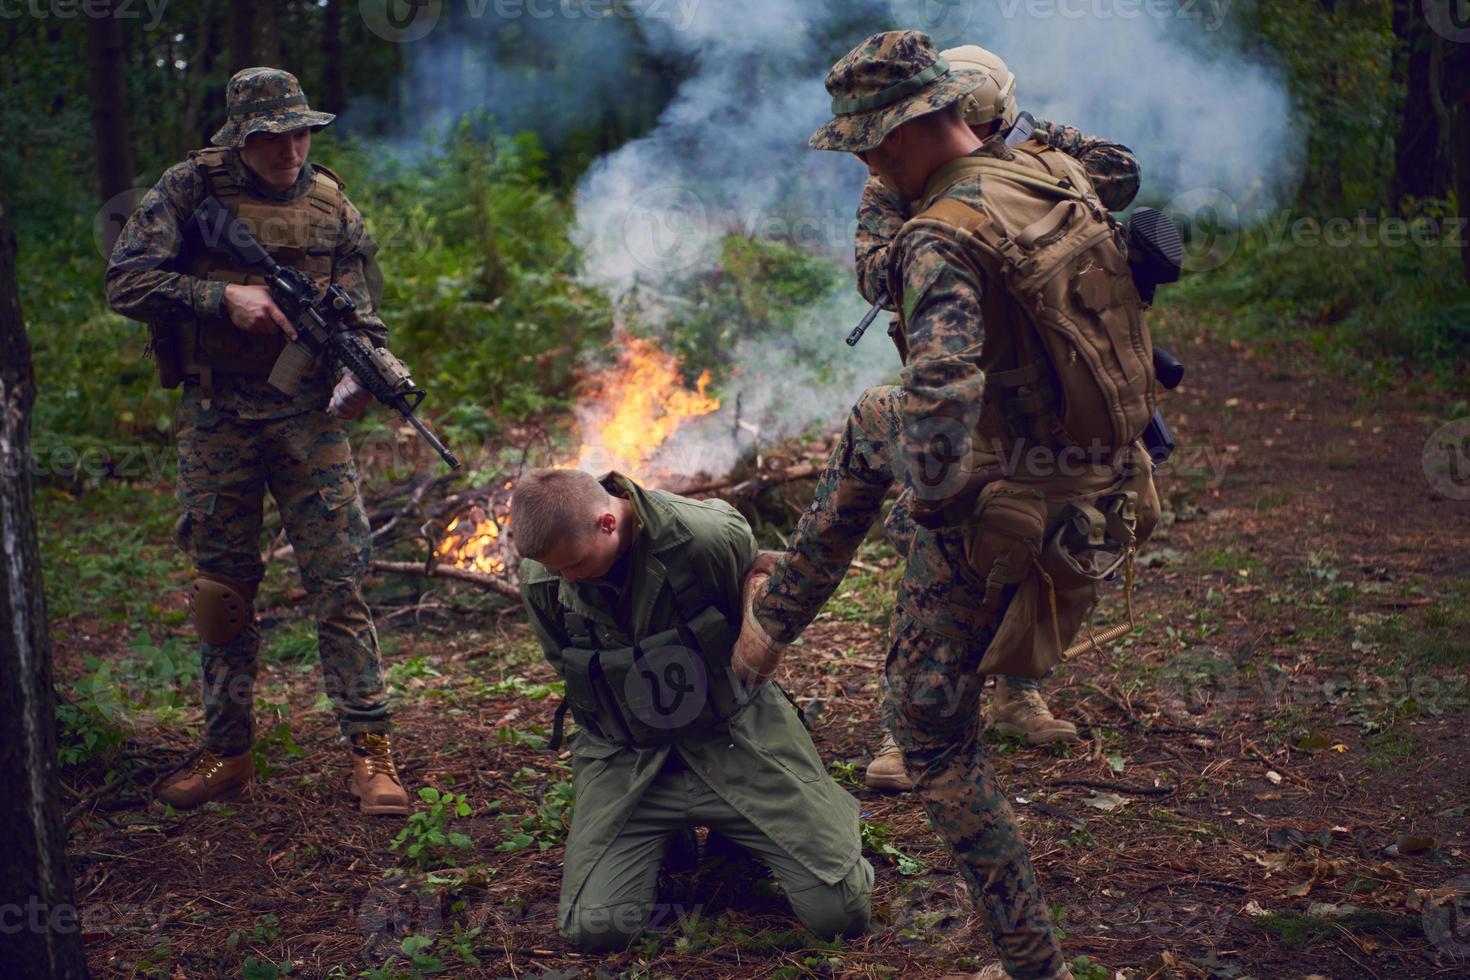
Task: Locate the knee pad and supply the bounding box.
[190,572,257,645]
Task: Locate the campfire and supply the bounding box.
[431,335,721,581]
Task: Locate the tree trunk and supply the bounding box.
[1394,0,1454,206]
[1447,41,1470,288]
[251,0,280,66]
[228,0,254,73]
[85,0,136,206]
[321,0,345,115]
[0,199,87,978]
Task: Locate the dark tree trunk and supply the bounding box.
[251,0,280,66]
[321,0,345,115]
[85,0,136,206]
[1448,43,1470,288]
[0,199,87,979]
[1393,0,1451,205]
[229,0,254,73]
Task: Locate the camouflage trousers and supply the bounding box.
[756,385,1064,978]
[174,390,390,754]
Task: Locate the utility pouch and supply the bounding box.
[561,646,629,744]
[146,321,184,389]
[964,481,1047,616]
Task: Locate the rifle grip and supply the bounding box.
[267,341,314,396]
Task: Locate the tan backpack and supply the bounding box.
[894,140,1162,678]
[898,140,1156,465]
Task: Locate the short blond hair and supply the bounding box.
[510,468,609,561]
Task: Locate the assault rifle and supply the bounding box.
[188,195,460,470]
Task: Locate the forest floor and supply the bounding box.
[51,310,1470,979]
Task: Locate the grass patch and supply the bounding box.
[1254,909,1421,951]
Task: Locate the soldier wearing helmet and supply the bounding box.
[106,68,409,817]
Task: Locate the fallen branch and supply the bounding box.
[370,559,521,601]
[681,463,824,498]
[1048,778,1175,797]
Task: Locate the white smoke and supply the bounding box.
[569,0,1299,472]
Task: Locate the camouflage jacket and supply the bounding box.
[854,119,1140,305]
[105,149,387,420]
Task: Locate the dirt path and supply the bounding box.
[60,316,1470,979]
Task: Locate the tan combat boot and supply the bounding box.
[864,732,914,791]
[987,679,1080,746]
[157,749,254,810]
[349,732,411,816]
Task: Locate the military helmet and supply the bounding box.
[210,67,335,148]
[942,45,1018,130]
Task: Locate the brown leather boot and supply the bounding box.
[157,749,254,810]
[987,679,1080,746]
[864,731,914,791]
[349,733,411,816]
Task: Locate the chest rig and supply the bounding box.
[152,148,344,391]
[548,557,748,751]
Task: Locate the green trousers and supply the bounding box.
[560,759,874,953]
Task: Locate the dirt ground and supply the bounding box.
[56,314,1470,979]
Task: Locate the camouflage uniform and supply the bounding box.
[106,70,390,756]
[853,119,1139,713]
[757,31,1094,978]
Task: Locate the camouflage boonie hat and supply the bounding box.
[808,31,985,153]
[210,67,335,148]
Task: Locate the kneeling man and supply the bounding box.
[513,468,873,953]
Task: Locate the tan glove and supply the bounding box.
[327,371,372,420]
[732,550,785,688]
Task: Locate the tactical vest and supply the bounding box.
[149,148,345,390]
[548,557,750,750]
[894,137,1155,469]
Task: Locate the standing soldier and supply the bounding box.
[852,44,1143,791]
[735,30,1163,980]
[105,68,410,816]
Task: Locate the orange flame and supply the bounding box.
[434,510,508,575]
[435,335,718,575]
[576,335,720,481]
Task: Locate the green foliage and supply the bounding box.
[1166,202,1470,394]
[658,235,844,379]
[859,821,929,876]
[494,780,574,851]
[251,715,306,781]
[316,122,613,427]
[391,788,475,870]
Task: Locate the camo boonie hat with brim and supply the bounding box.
[808,30,985,153]
[210,67,335,148]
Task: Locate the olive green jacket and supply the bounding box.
[520,474,863,917]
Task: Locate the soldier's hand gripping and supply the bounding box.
[732,551,786,688]
[327,370,373,420]
[222,283,298,340]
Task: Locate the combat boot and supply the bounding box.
[987,679,1079,745]
[864,732,914,791]
[349,732,411,816]
[157,748,254,810]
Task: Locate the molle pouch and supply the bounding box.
[595,646,653,745]
[561,646,628,744]
[680,605,747,718]
[146,321,183,389]
[964,481,1047,615]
